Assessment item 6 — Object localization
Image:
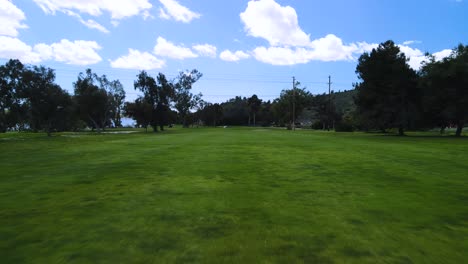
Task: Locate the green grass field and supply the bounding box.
[1,128,467,263]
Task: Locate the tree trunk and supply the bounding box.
[440,126,446,134]
[455,121,464,137]
[398,126,405,136]
[248,114,251,126]
[253,113,256,127]
[182,115,189,128]
[89,116,101,132]
[160,124,164,131]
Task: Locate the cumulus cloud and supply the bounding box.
[251,35,379,66]
[397,42,452,70]
[0,0,28,37]
[110,49,165,70]
[0,36,42,63]
[433,49,452,61]
[0,36,102,65]
[252,46,310,65]
[193,44,217,58]
[239,0,371,65]
[219,50,250,62]
[49,39,102,65]
[238,0,450,68]
[240,0,310,47]
[153,37,198,59]
[308,34,359,61]
[158,0,200,23]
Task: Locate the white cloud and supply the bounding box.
[0,36,42,63]
[142,10,154,20]
[240,0,310,47]
[395,43,453,70]
[0,36,102,65]
[158,0,200,23]
[80,19,110,33]
[153,37,197,59]
[433,49,452,61]
[33,0,152,19]
[398,44,425,69]
[239,1,379,66]
[251,35,378,66]
[32,0,152,31]
[402,40,422,46]
[220,50,250,62]
[63,10,109,33]
[252,46,310,65]
[354,42,379,54]
[0,0,28,37]
[49,39,102,65]
[110,49,165,70]
[193,44,217,58]
[309,34,359,61]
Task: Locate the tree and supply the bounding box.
[272,86,312,127]
[107,79,126,127]
[124,98,152,132]
[248,94,262,126]
[311,93,338,130]
[221,96,249,126]
[420,44,468,136]
[134,71,173,132]
[23,66,74,136]
[354,40,419,135]
[198,103,223,126]
[0,59,25,132]
[74,69,115,131]
[257,100,274,127]
[173,69,203,127]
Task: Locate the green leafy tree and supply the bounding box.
[272,86,312,127]
[124,98,152,132]
[354,40,419,135]
[220,96,249,125]
[311,93,338,130]
[248,94,262,126]
[420,44,468,136]
[198,103,223,126]
[74,69,113,131]
[23,66,74,136]
[0,59,25,132]
[134,71,173,132]
[106,79,126,127]
[173,69,203,127]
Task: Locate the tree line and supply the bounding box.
[193,40,468,136]
[0,60,205,135]
[354,41,468,136]
[0,60,127,135]
[1,40,466,136]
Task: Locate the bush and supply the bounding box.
[335,121,354,132]
[311,121,323,130]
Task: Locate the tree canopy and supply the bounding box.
[354,40,419,135]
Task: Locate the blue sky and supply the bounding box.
[1,0,467,103]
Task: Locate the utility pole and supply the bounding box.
[328,75,332,131]
[292,76,296,131]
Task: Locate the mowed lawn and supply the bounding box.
[0,128,467,263]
